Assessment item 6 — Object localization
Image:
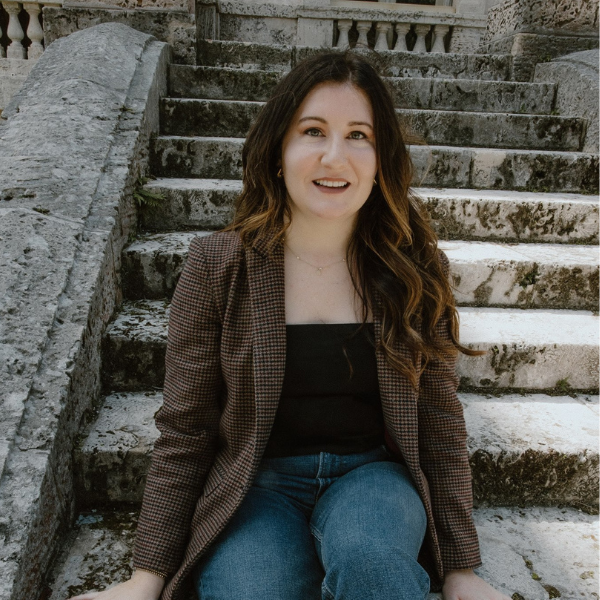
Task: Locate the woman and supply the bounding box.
[70,52,510,600]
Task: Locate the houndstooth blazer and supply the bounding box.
[132,231,482,599]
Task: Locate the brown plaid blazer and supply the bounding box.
[133,231,481,599]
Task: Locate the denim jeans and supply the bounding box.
[193,445,430,600]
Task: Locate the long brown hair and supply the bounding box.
[226,51,481,386]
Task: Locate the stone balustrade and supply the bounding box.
[335,19,451,52]
[0,0,61,60]
[198,0,487,54]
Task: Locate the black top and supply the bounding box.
[263,323,384,458]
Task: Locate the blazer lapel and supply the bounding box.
[246,237,287,456]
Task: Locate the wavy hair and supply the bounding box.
[225,51,481,385]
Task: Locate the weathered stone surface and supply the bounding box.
[102,299,170,391]
[535,49,599,153]
[140,178,238,231]
[485,31,599,82]
[0,23,169,600]
[219,14,298,46]
[73,390,598,507]
[75,392,161,504]
[121,232,599,309]
[140,179,600,243]
[160,97,586,150]
[196,39,512,80]
[48,510,138,600]
[398,108,584,151]
[485,0,599,40]
[168,64,555,114]
[394,78,555,114]
[169,64,282,101]
[43,6,196,65]
[442,240,599,309]
[151,135,599,193]
[458,307,598,391]
[0,58,35,113]
[423,188,599,243]
[122,231,210,299]
[46,506,599,599]
[464,393,599,508]
[103,300,599,392]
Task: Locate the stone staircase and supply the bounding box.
[48,41,599,600]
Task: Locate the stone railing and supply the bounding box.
[335,19,450,53]
[0,0,61,59]
[199,0,488,54]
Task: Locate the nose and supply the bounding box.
[320,134,348,169]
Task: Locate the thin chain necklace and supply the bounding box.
[284,239,347,275]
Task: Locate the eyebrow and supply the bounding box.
[297,116,373,130]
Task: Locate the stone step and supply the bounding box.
[47,506,599,600]
[196,40,513,82]
[150,136,599,194]
[169,65,556,115]
[161,98,585,151]
[139,180,599,245]
[103,301,599,392]
[122,232,599,310]
[73,390,598,508]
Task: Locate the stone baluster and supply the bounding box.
[355,21,371,49]
[336,19,352,50]
[4,1,26,59]
[393,23,410,52]
[374,22,391,51]
[23,2,43,59]
[413,24,430,53]
[0,18,5,58]
[431,24,449,53]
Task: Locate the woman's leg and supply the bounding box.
[194,484,323,600]
[310,460,430,600]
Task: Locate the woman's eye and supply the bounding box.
[349,131,367,140]
[304,128,322,137]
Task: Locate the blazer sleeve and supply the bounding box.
[417,250,482,573]
[133,235,223,576]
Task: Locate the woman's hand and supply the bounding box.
[443,569,512,600]
[68,569,165,600]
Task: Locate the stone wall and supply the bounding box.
[535,49,599,153]
[481,0,599,80]
[43,6,195,64]
[0,23,168,600]
[485,0,598,38]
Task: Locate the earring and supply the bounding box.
[277,168,283,178]
[373,178,378,185]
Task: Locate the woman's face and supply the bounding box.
[280,82,378,226]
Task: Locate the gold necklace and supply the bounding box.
[284,240,347,275]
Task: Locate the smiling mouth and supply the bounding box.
[313,179,350,188]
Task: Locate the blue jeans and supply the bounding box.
[194,445,430,600]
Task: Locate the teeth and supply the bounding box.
[315,180,348,188]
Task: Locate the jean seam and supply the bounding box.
[310,523,323,544]
[321,579,335,600]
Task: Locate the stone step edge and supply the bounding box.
[138,183,598,247]
[149,137,599,195]
[74,391,598,508]
[121,232,599,310]
[48,507,598,599]
[195,39,514,77]
[152,135,599,161]
[161,96,582,122]
[167,68,557,115]
[144,179,599,203]
[103,301,599,393]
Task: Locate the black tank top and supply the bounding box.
[263,323,384,458]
